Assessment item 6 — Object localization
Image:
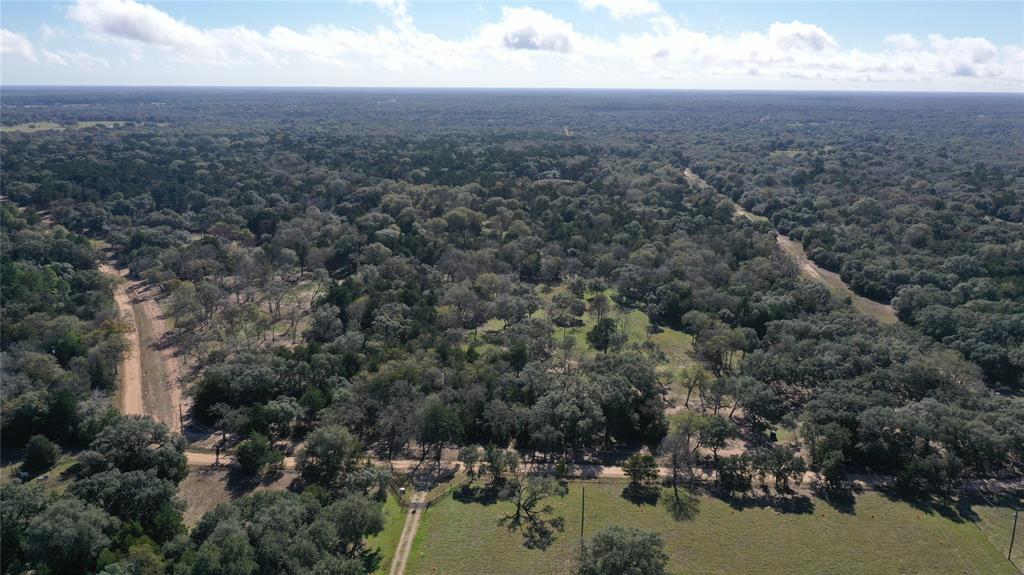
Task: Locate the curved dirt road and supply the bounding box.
[686,168,898,324]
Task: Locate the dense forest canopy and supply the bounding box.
[1,88,1022,574]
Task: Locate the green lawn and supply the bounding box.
[367,494,406,574]
[961,493,1023,567]
[406,480,1016,575]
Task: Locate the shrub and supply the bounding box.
[23,435,60,474]
[235,434,282,475]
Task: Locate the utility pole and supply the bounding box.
[1010,507,1019,562]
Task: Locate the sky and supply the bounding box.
[1,0,1022,91]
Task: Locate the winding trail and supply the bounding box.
[685,169,898,324]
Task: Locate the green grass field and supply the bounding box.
[1,121,131,133]
[962,493,1023,567]
[367,494,406,574]
[405,479,1017,575]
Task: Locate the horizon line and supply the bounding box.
[2,84,1024,96]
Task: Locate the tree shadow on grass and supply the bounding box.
[955,490,1022,524]
[521,517,565,550]
[813,484,861,515]
[662,488,701,521]
[719,492,815,515]
[878,487,964,523]
[453,482,501,506]
[621,484,661,507]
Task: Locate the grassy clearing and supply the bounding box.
[472,283,697,384]
[1,120,132,133]
[1,122,66,133]
[78,120,131,128]
[532,285,697,404]
[0,452,79,495]
[532,285,695,369]
[769,149,805,158]
[406,479,1016,575]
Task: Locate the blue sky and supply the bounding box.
[2,0,1022,91]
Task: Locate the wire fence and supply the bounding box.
[961,480,1022,573]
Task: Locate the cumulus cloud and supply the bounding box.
[482,7,578,53]
[2,28,38,62]
[885,33,921,51]
[767,21,837,52]
[69,0,210,48]
[14,0,1018,89]
[581,0,662,20]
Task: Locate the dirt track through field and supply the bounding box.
[102,262,184,432]
[389,491,427,575]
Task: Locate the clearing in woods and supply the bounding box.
[1,120,132,133]
[405,479,1019,575]
[102,262,184,432]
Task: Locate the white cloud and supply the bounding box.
[480,7,578,53]
[42,49,110,69]
[1,28,38,62]
[40,23,64,41]
[69,0,210,49]
[885,33,921,51]
[767,21,837,52]
[581,0,662,20]
[928,34,999,77]
[10,0,1016,90]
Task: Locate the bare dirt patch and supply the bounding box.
[177,467,297,526]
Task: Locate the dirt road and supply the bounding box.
[102,264,145,417]
[774,235,898,324]
[102,262,185,432]
[389,492,427,575]
[686,168,898,324]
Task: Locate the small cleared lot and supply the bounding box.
[1,120,133,133]
[406,479,1019,575]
